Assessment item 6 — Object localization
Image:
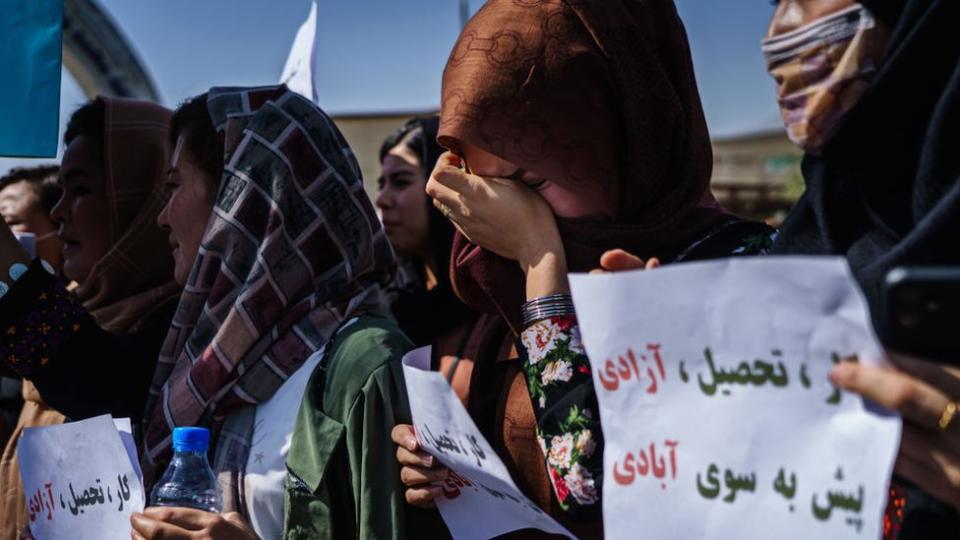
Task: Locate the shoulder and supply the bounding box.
[321,315,414,407]
[676,219,778,262]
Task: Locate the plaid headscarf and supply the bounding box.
[142,86,396,500]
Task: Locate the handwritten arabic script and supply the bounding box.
[570,257,901,539]
[402,347,574,540]
[18,415,145,540]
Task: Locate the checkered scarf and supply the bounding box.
[142,86,396,500]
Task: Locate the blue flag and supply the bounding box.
[0,0,63,158]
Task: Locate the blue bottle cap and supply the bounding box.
[172,427,210,453]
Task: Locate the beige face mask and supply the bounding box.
[761,5,891,154]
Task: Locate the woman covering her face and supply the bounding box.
[764,0,960,537]
[0,97,179,538]
[392,0,775,534]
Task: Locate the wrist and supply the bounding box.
[523,247,569,300]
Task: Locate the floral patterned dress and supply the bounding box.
[516,219,776,516]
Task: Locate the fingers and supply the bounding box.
[130,512,192,540]
[646,257,661,270]
[435,151,462,170]
[600,249,647,273]
[405,485,444,509]
[139,507,215,531]
[887,352,960,401]
[400,464,449,486]
[831,362,951,433]
[391,424,420,452]
[220,512,258,537]
[426,177,463,213]
[428,154,472,192]
[397,445,436,468]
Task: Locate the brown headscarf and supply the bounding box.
[0,97,178,539]
[73,97,180,333]
[436,1,733,533]
[439,0,731,331]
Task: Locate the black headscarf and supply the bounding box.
[379,117,475,346]
[772,0,960,334]
[772,1,960,536]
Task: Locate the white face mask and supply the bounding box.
[14,232,36,258]
[14,231,57,260]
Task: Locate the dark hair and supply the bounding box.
[170,93,223,191]
[0,165,63,214]
[64,99,106,147]
[380,118,475,344]
[379,119,426,165]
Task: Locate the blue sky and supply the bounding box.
[2,0,783,172]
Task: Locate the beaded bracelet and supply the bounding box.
[521,293,576,326]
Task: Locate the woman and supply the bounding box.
[122,86,440,539]
[392,0,774,534]
[0,97,179,538]
[377,117,481,398]
[762,0,960,537]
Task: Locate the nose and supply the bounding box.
[49,190,67,226]
[375,186,393,211]
[157,194,172,230]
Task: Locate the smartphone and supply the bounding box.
[882,266,960,364]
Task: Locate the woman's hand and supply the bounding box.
[426,152,562,274]
[591,249,660,274]
[391,424,447,509]
[130,507,259,539]
[831,353,960,511]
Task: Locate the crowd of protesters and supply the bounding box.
[0,0,958,538]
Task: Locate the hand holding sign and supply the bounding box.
[401,347,574,540]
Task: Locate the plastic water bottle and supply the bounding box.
[149,427,223,513]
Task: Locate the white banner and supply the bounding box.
[18,415,144,539]
[569,257,901,540]
[402,347,574,540]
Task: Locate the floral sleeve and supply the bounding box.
[518,314,602,516]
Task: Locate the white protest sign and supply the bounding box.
[112,418,143,482]
[402,347,574,540]
[19,414,145,539]
[569,257,901,540]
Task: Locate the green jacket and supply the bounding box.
[282,315,449,539]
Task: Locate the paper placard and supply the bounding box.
[19,415,144,539]
[402,347,574,540]
[569,256,901,540]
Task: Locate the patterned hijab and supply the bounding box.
[73,97,179,333]
[439,0,732,331]
[142,86,396,494]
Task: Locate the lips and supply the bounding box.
[59,232,80,254]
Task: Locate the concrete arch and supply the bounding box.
[62,0,160,101]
